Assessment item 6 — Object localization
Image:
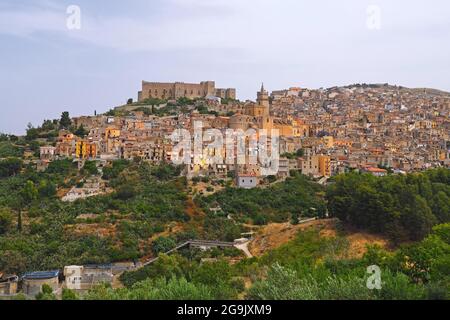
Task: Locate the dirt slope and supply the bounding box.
[249,218,388,259]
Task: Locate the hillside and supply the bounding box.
[248,218,389,259]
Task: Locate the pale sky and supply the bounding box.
[1,0,449,134]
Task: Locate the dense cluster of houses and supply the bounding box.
[35,83,448,190]
[270,84,449,173]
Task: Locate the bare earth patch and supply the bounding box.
[65,223,117,238]
[249,218,389,259]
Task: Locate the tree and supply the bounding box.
[0,133,8,142]
[38,180,57,198]
[115,184,136,200]
[41,119,56,131]
[152,236,177,255]
[16,181,38,232]
[291,211,300,225]
[21,180,38,204]
[127,98,133,105]
[401,195,437,241]
[60,111,72,129]
[62,288,79,300]
[25,123,39,141]
[35,284,56,300]
[83,161,98,175]
[0,207,13,235]
[0,141,23,158]
[152,164,181,180]
[85,277,213,300]
[74,124,88,138]
[0,157,23,177]
[29,140,41,157]
[326,170,447,242]
[431,191,450,223]
[0,250,27,274]
[46,159,74,175]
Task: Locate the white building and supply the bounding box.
[236,175,258,189]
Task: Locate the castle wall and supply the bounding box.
[139,81,235,101]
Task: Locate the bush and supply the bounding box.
[0,208,13,235]
[62,288,79,300]
[0,158,23,177]
[152,236,177,255]
[83,161,98,175]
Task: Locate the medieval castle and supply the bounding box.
[138,80,236,102]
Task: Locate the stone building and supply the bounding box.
[22,271,60,296]
[0,274,18,296]
[64,265,113,292]
[138,80,236,101]
[39,146,56,160]
[75,140,98,159]
[236,174,258,189]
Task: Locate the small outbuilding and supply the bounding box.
[0,273,19,296]
[236,174,258,189]
[22,271,60,296]
[64,265,113,291]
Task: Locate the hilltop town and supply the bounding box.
[36,80,450,184]
[0,80,449,300]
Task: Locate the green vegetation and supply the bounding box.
[281,149,304,159]
[327,168,450,243]
[0,158,23,178]
[0,138,448,302]
[0,141,24,158]
[196,105,218,116]
[35,284,57,300]
[82,161,98,176]
[0,160,189,274]
[221,98,239,105]
[74,125,88,138]
[0,208,13,235]
[59,111,72,129]
[133,105,180,117]
[87,222,449,300]
[197,172,326,225]
[152,236,177,255]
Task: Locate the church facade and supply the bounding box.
[230,84,303,137]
